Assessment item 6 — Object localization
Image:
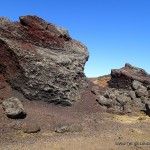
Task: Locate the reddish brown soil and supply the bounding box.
[0,78,150,150]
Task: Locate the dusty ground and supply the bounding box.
[0,77,150,150]
[90,75,111,88]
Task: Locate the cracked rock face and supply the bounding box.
[0,15,89,105]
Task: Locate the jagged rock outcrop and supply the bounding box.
[109,63,150,89]
[94,64,150,114]
[0,15,89,105]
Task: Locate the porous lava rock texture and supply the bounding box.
[0,15,89,105]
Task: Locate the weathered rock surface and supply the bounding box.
[97,95,112,107]
[91,85,101,95]
[55,125,69,133]
[0,15,89,105]
[2,97,26,119]
[109,63,150,89]
[55,124,83,133]
[132,80,143,90]
[22,122,41,133]
[94,64,150,115]
[135,87,148,98]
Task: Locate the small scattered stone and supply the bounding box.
[55,124,83,133]
[2,97,26,119]
[55,124,69,133]
[22,123,41,133]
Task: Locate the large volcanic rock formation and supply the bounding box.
[94,64,150,114]
[109,63,150,89]
[0,15,89,105]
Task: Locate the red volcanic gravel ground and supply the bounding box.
[0,79,150,150]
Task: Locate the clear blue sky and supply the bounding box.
[0,0,150,77]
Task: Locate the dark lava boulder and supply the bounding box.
[109,63,150,89]
[0,15,89,105]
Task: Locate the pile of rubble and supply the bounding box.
[93,64,150,114]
